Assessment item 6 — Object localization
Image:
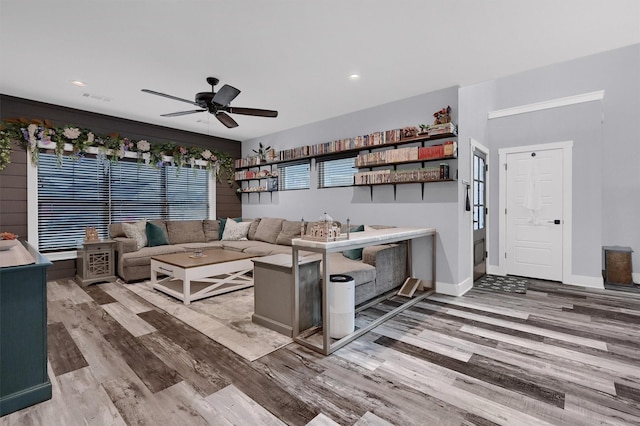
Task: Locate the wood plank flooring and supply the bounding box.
[3,278,640,425]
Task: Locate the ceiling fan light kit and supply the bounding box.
[142,77,278,129]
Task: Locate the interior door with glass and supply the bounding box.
[473,149,487,281]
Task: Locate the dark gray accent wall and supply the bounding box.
[0,95,242,278]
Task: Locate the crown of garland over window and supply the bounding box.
[0,118,234,183]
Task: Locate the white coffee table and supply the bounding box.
[150,249,254,305]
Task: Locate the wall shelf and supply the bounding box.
[234,132,458,170]
[234,125,458,203]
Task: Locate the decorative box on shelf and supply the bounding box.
[301,213,350,242]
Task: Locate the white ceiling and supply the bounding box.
[1,1,639,142]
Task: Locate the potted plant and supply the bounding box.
[252,142,271,161]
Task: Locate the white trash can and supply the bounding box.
[329,274,355,338]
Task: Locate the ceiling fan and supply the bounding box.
[141,77,278,128]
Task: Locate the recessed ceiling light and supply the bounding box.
[71,80,86,87]
[349,74,360,80]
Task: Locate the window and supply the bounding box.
[317,156,356,188]
[473,153,486,231]
[37,153,210,252]
[277,160,310,190]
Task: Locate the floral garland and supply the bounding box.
[0,117,235,183]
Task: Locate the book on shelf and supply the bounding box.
[427,122,457,136]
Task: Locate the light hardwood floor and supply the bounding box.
[2,278,640,425]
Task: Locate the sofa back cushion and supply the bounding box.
[166,220,206,244]
[275,220,303,246]
[109,223,126,238]
[247,218,261,240]
[253,217,285,244]
[203,219,220,241]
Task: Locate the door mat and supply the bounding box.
[474,275,528,294]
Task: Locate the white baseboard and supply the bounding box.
[435,277,473,297]
[566,275,604,289]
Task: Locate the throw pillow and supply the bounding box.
[221,218,252,241]
[218,217,242,240]
[343,224,365,260]
[122,219,147,250]
[146,221,169,247]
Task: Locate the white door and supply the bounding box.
[506,148,563,281]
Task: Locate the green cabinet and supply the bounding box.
[0,242,52,416]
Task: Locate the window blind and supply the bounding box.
[38,153,110,251]
[277,160,310,190]
[317,155,356,188]
[37,153,210,253]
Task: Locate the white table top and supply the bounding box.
[291,227,435,251]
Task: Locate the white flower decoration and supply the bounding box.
[201,149,212,160]
[27,124,38,145]
[87,132,94,143]
[63,127,81,140]
[117,144,125,159]
[137,140,150,152]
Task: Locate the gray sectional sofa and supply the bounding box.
[109,217,408,305]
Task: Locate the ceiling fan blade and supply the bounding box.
[228,107,278,117]
[215,112,239,128]
[160,110,206,117]
[212,84,241,106]
[141,89,199,106]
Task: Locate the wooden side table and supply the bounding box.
[75,240,117,286]
[603,246,634,285]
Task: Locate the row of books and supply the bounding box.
[354,166,450,185]
[356,147,418,167]
[233,169,277,180]
[235,156,269,168]
[236,125,458,169]
[355,141,457,167]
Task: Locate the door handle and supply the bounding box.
[547,219,561,224]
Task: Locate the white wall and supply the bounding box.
[459,43,640,285]
[240,43,640,290]
[242,87,463,288]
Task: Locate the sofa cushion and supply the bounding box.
[176,242,225,250]
[247,218,261,240]
[121,244,186,266]
[203,219,220,242]
[146,221,169,247]
[325,253,376,286]
[342,225,365,260]
[221,219,252,241]
[122,220,147,250]
[275,220,303,246]
[254,217,285,244]
[166,220,205,244]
